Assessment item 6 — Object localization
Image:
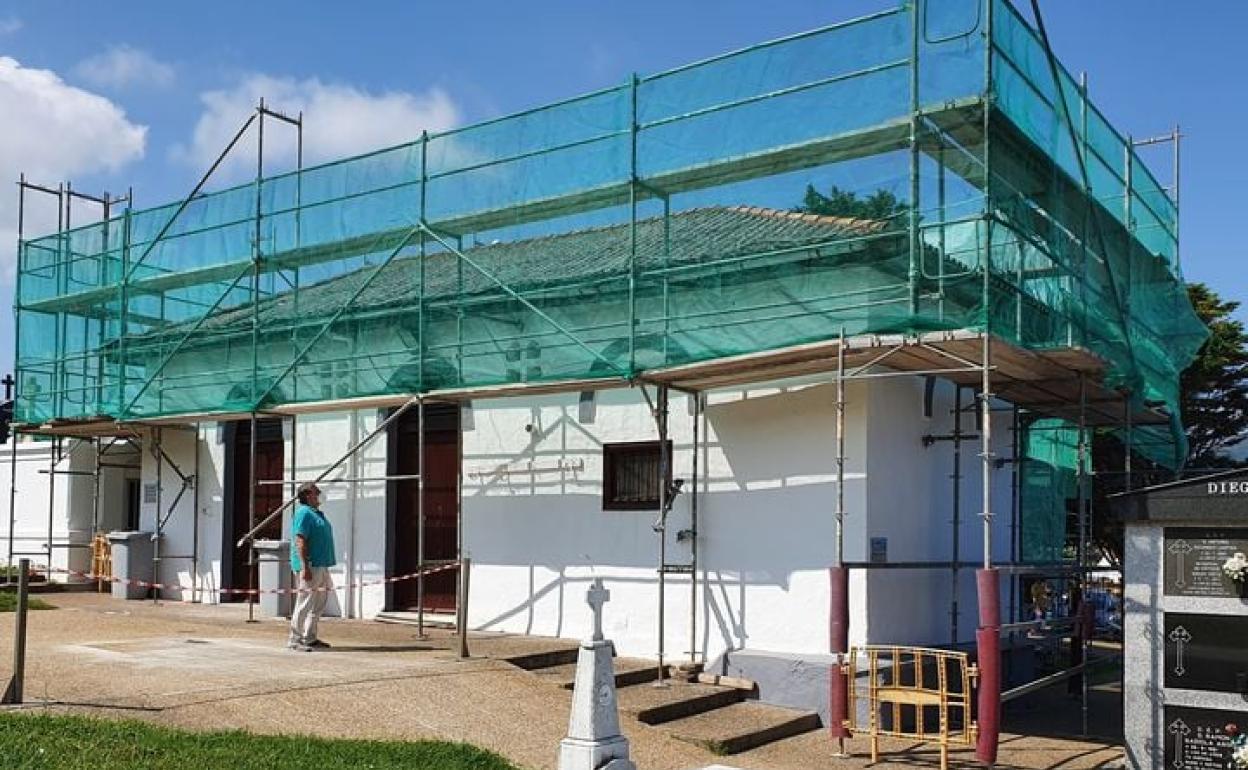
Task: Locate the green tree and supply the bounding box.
[1180,282,1248,465]
[795,184,908,225]
[1089,282,1243,568]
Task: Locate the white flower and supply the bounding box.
[1223,552,1248,583]
[1233,741,1248,769]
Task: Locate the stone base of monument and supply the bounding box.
[558,735,635,770]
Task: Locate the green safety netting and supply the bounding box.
[1019,418,1080,563]
[15,0,1205,475]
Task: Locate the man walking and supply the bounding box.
[289,483,335,651]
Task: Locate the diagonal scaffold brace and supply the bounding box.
[236,395,424,549]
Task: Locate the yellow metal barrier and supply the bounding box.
[844,645,977,770]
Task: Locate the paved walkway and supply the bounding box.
[0,593,1124,769]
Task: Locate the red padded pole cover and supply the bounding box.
[829,566,850,739]
[976,568,1001,766]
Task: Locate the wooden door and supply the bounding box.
[392,404,459,611]
[226,419,285,601]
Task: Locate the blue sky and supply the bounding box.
[0,0,1244,371]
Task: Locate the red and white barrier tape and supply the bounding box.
[32,561,460,596]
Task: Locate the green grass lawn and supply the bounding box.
[0,713,522,769]
[0,592,55,612]
[0,566,44,581]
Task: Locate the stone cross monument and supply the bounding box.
[558,578,636,770]
[588,580,608,641]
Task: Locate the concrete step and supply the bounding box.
[531,657,660,690]
[499,646,581,671]
[617,681,744,725]
[373,611,457,628]
[664,701,822,755]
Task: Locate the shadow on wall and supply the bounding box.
[466,383,845,567]
[473,564,570,638]
[702,569,750,653]
[470,547,808,656]
[468,382,852,656]
[474,565,758,653]
[467,486,837,567]
[707,383,838,488]
[466,410,603,497]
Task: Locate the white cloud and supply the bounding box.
[0,17,21,36]
[0,57,147,277]
[171,74,460,180]
[74,45,175,90]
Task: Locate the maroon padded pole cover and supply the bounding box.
[829,566,850,739]
[976,568,1001,766]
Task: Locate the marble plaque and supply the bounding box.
[1164,527,1248,598]
[1163,705,1243,770]
[1164,613,1248,693]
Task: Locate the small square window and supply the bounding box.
[603,440,671,511]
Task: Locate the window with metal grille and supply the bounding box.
[602,440,671,511]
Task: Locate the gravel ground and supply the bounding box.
[0,593,1124,770]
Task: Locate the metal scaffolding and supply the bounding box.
[4,3,1197,761]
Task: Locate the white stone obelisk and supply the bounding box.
[558,578,636,770]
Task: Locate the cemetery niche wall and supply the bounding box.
[1114,469,1248,770]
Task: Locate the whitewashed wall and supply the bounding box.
[861,377,1016,647]
[136,412,387,615]
[120,370,1018,661]
[139,427,202,600]
[193,424,227,600]
[1,437,74,578]
[693,380,870,658]
[288,410,388,619]
[1,436,135,581]
[463,374,1019,660]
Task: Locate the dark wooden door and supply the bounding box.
[393,404,459,611]
[226,419,285,601]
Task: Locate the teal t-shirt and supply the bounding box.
[291,503,336,572]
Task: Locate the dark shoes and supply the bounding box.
[287,639,330,651]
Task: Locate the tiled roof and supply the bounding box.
[155,205,888,339]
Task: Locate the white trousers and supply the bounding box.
[289,567,332,644]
